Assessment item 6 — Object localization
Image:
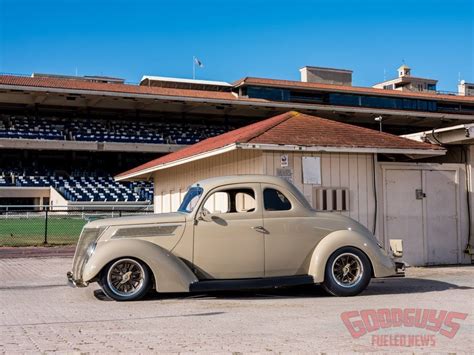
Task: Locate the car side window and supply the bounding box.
[203,191,230,214]
[264,188,291,211]
[203,188,256,214]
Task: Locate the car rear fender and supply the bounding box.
[82,239,198,292]
[308,230,396,283]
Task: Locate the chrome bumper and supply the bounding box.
[395,261,405,276]
[67,271,88,288]
[385,261,406,278]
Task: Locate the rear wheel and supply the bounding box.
[99,258,151,301]
[322,247,371,297]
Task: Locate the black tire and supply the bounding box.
[99,258,151,301]
[322,247,372,297]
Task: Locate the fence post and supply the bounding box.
[44,208,49,245]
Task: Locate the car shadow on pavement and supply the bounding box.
[93,276,472,302]
[363,277,473,296]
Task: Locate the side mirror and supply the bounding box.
[197,208,210,222]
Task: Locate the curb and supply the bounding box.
[0,246,76,259]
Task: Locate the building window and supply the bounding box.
[329,93,361,107]
[328,93,436,112]
[246,86,290,101]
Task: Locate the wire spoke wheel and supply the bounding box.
[331,253,364,288]
[106,258,146,298]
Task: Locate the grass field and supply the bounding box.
[0,217,87,247]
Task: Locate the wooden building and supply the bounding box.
[116,111,472,266]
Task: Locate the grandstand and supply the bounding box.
[0,174,153,202]
[0,146,160,209]
[0,71,472,210]
[0,114,228,145]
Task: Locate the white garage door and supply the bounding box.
[424,170,458,264]
[384,168,459,266]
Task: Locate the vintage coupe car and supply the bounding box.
[68,175,404,301]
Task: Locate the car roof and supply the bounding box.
[193,174,289,188]
[192,174,313,210]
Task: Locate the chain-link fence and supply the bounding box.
[0,205,154,247]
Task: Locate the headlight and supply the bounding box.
[86,241,97,257]
[72,226,107,281]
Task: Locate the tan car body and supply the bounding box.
[69,175,400,294]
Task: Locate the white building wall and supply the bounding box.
[153,149,264,213]
[467,147,474,261]
[153,149,376,232]
[151,148,470,265]
[261,151,376,231]
[49,187,69,209]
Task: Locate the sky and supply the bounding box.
[0,0,473,92]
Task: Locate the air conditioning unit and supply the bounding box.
[313,187,349,212]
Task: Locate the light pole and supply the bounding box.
[375,116,383,132]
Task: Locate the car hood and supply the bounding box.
[85,212,187,229]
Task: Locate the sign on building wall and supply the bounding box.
[276,168,293,183]
[302,156,321,185]
[280,154,289,167]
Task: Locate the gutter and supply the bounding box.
[236,143,446,156]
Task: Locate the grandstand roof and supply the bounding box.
[233,77,474,103]
[140,75,232,87]
[115,111,445,181]
[1,74,473,104]
[0,75,239,101]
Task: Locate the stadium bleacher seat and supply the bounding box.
[0,114,228,145]
[0,169,153,203]
[0,112,228,203]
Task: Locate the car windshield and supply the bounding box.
[178,186,204,213]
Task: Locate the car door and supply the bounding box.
[193,183,265,279]
[262,184,321,277]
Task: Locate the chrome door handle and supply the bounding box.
[252,226,269,234]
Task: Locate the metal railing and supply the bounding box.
[0,205,154,247]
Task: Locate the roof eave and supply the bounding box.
[1,82,472,110]
[402,124,474,145]
[115,143,239,181]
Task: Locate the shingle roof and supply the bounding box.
[0,75,238,101]
[115,111,444,180]
[1,74,473,105]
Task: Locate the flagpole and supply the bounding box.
[192,56,195,80]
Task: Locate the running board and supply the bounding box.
[189,275,314,293]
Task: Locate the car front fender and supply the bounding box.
[308,230,396,283]
[82,239,198,292]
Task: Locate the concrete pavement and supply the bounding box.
[0,257,473,353]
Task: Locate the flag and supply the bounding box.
[194,57,204,68]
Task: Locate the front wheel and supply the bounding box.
[99,258,151,301]
[322,247,372,297]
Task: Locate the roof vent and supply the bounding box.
[313,187,349,211]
